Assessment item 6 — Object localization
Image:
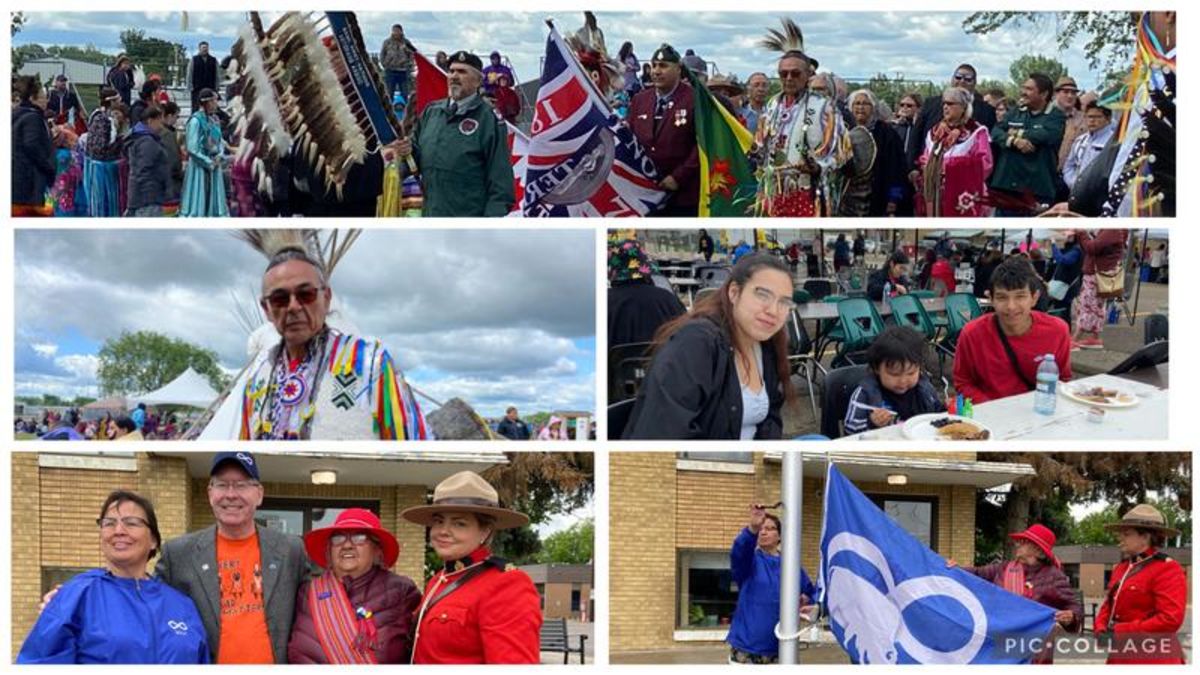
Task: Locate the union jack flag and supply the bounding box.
[522,26,665,217]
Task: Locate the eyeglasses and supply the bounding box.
[209,479,261,493]
[952,73,976,83]
[942,100,963,107]
[97,516,149,531]
[751,286,797,312]
[262,285,324,310]
[330,532,377,547]
[777,70,806,80]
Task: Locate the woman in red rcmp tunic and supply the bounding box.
[1094,504,1187,664]
[401,471,543,664]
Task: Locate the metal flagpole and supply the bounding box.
[778,451,803,664]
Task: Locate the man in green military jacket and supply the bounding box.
[396,50,515,216]
[989,72,1066,214]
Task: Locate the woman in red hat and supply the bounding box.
[288,508,420,664]
[401,471,542,664]
[952,524,1081,663]
[1094,504,1187,664]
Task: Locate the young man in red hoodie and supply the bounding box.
[954,256,1072,403]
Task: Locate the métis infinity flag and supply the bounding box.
[818,464,1056,664]
[522,25,665,217]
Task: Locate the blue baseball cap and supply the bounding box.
[210,452,260,481]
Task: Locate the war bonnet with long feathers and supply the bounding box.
[759,17,816,68]
[235,228,362,280]
[228,12,401,201]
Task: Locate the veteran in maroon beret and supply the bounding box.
[628,43,700,217]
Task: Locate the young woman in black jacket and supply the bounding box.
[621,252,795,440]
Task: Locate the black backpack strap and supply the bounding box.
[993,314,1036,391]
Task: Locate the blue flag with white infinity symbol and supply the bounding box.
[818,464,1056,664]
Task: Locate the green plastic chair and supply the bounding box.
[889,293,937,341]
[833,298,886,366]
[814,294,845,360]
[792,288,813,305]
[908,289,937,299]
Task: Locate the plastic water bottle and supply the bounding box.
[883,281,892,309]
[1034,354,1059,415]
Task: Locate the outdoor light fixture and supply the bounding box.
[886,473,908,485]
[311,469,337,485]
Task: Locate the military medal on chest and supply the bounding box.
[674,108,688,127]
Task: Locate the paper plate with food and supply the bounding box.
[902,414,993,441]
[1059,383,1138,408]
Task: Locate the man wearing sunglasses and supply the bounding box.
[909,63,997,172]
[752,23,850,217]
[220,246,430,440]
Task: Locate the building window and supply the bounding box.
[571,588,581,612]
[678,452,752,464]
[258,497,380,536]
[42,567,90,595]
[866,494,938,549]
[677,550,736,628]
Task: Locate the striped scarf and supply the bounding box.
[309,571,379,664]
[1001,561,1033,598]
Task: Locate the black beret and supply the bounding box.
[651,44,681,64]
[447,50,483,72]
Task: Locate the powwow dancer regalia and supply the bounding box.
[752,19,850,217]
[198,230,429,440]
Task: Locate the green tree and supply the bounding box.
[536,518,594,564]
[120,29,187,86]
[96,330,229,396]
[11,12,26,73]
[1009,54,1069,90]
[963,12,1138,74]
[977,78,1018,102]
[41,393,65,407]
[860,73,939,109]
[1064,505,1119,545]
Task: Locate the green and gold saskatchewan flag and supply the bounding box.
[683,66,757,217]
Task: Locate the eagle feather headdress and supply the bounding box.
[759,17,817,68]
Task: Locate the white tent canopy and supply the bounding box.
[135,367,219,408]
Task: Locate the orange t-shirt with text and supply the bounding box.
[215,531,274,664]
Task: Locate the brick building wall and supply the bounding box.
[609,452,677,651]
[543,581,592,620]
[611,452,981,653]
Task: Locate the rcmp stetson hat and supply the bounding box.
[1105,503,1180,537]
[401,471,529,530]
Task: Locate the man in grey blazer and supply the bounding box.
[156,452,307,664]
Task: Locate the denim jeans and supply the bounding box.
[385,69,409,99]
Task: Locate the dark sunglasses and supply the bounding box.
[778,70,806,80]
[953,73,976,83]
[262,285,325,310]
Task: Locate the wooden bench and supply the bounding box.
[540,617,586,664]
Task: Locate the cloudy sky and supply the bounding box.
[14,229,596,417]
[16,10,1121,90]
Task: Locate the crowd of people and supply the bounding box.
[12,11,1173,218]
[16,405,193,441]
[17,454,545,664]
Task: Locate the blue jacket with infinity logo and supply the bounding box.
[18,568,210,664]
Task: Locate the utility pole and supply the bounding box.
[778,451,803,664]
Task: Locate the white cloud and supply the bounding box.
[32,343,58,357]
[15,229,595,415]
